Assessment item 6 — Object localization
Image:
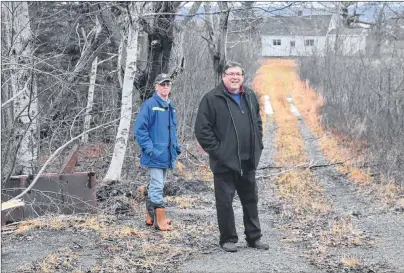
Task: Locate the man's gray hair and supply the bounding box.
[222,61,245,75]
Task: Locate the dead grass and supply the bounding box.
[19,247,80,273]
[341,255,362,268]
[13,214,115,236]
[251,59,372,268]
[253,59,298,133]
[290,65,403,206]
[13,208,217,272]
[179,162,213,182]
[14,214,151,243]
[15,219,43,234]
[15,217,61,234]
[326,216,371,247]
[95,208,217,272]
[253,59,329,216]
[165,196,199,209]
[101,225,145,240]
[174,141,214,182]
[277,170,329,215]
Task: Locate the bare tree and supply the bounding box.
[81,54,117,144]
[103,2,143,183]
[169,2,202,80]
[82,56,98,144]
[133,2,182,100]
[1,2,38,175]
[298,5,404,185]
[202,2,230,84]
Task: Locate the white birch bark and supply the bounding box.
[103,3,141,182]
[2,2,38,175]
[117,37,124,89]
[82,56,98,144]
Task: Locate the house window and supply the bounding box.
[290,41,295,47]
[273,39,281,46]
[305,39,314,46]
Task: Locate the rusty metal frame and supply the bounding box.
[1,172,97,225]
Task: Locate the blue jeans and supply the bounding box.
[147,168,167,207]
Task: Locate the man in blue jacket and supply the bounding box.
[134,73,181,231]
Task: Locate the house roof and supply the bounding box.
[328,28,368,36]
[260,15,332,36]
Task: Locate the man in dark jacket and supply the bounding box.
[195,62,269,252]
[134,73,181,231]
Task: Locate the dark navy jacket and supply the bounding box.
[134,92,181,169]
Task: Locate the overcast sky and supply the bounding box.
[181,2,403,23]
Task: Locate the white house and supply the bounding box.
[260,15,332,57]
[327,28,368,56]
[260,15,368,57]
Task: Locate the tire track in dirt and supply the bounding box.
[250,59,403,273]
[296,103,404,272]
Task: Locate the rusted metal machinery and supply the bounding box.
[1,172,97,225]
[1,145,98,225]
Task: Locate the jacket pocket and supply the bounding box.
[212,142,223,160]
[152,143,170,163]
[141,151,152,166]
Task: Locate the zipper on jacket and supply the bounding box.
[167,104,172,169]
[238,100,244,114]
[233,94,244,114]
[225,99,243,176]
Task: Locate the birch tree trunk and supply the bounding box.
[2,2,38,175]
[103,3,141,182]
[82,56,98,144]
[203,2,230,84]
[117,37,124,89]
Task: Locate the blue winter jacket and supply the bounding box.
[134,92,181,169]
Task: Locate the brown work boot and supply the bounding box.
[145,210,172,226]
[153,208,173,231]
[145,210,154,225]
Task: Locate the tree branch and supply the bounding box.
[8,117,123,201]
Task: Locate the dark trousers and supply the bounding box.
[213,166,262,246]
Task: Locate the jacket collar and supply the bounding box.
[215,82,254,113]
[215,82,250,99]
[152,92,174,108]
[223,82,245,94]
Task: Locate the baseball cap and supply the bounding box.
[154,73,172,84]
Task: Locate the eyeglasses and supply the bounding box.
[158,82,171,87]
[225,72,243,77]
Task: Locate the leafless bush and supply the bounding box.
[171,20,262,144]
[298,49,404,185]
[169,22,216,144]
[227,36,262,88]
